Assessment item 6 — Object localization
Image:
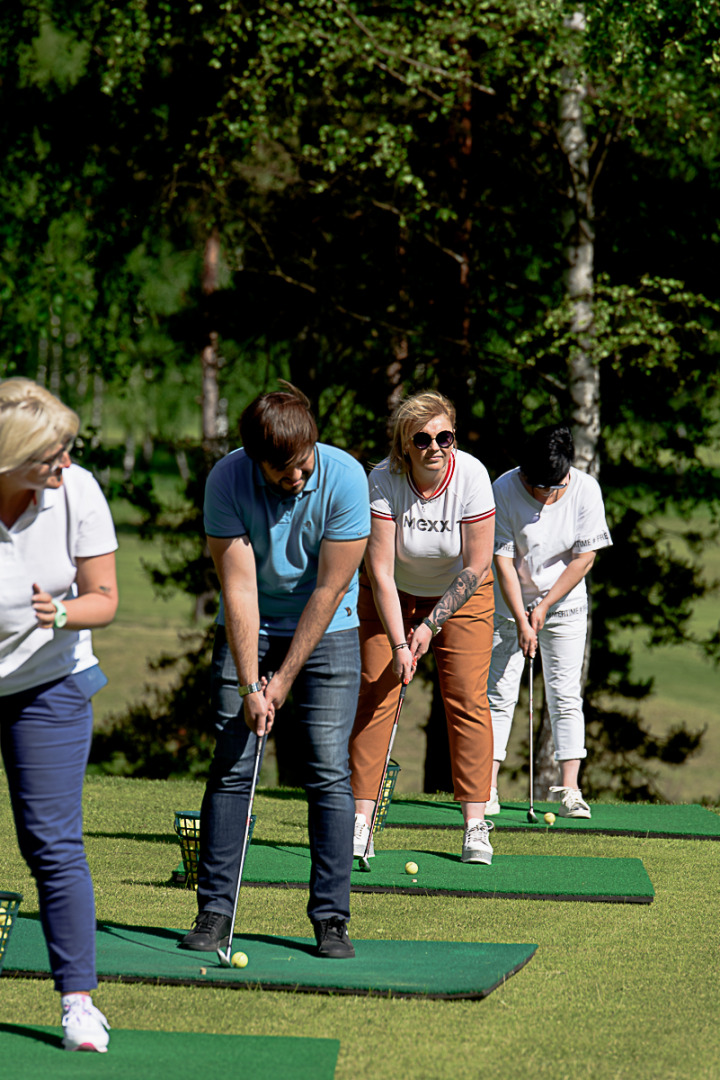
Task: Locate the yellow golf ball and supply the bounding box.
[231,951,249,968]
[544,812,556,825]
[405,861,419,875]
[0,912,11,927]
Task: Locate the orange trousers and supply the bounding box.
[349,574,495,804]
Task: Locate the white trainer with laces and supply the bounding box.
[353,814,375,859]
[550,786,592,819]
[461,819,494,864]
[485,787,500,815]
[61,995,110,1053]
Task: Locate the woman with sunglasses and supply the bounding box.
[0,378,118,1051]
[349,391,497,863]
[486,423,612,819]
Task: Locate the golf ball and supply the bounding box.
[0,912,11,927]
[405,861,419,875]
[231,951,249,968]
[199,967,207,975]
[544,812,556,825]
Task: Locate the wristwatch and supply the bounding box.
[51,599,68,628]
[238,681,263,697]
[422,616,441,637]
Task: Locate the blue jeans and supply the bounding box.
[0,674,97,993]
[198,625,360,925]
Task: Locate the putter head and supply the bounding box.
[217,947,232,968]
[527,808,539,823]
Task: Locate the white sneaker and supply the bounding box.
[550,786,591,819]
[485,787,500,815]
[61,995,110,1052]
[353,814,375,859]
[461,819,494,864]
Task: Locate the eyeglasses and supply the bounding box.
[527,478,568,491]
[32,439,74,468]
[411,429,454,450]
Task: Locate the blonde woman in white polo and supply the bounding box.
[0,379,117,1051]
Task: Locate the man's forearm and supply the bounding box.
[224,595,262,685]
[277,583,348,688]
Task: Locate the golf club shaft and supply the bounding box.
[528,655,535,815]
[363,680,407,860]
[223,729,266,961]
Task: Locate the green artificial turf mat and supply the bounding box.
[0,1024,340,1078]
[235,844,654,902]
[5,918,537,1000]
[385,799,720,839]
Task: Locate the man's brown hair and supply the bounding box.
[240,381,319,468]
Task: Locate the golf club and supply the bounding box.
[527,653,538,823]
[217,728,267,967]
[357,678,409,872]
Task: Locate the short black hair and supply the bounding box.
[240,382,318,468]
[520,423,574,487]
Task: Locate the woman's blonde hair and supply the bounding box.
[388,390,457,474]
[0,378,79,473]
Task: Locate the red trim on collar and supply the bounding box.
[407,451,456,501]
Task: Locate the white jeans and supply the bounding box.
[488,611,588,763]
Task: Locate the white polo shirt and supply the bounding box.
[492,466,612,618]
[369,450,495,596]
[0,464,118,696]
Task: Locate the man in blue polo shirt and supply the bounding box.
[180,384,369,959]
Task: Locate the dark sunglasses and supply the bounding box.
[411,429,454,450]
[522,472,568,491]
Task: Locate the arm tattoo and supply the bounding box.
[431,568,479,626]
[98,585,112,594]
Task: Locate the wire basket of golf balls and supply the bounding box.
[174,811,256,889]
[0,891,22,975]
[372,760,401,836]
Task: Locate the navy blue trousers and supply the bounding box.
[1,674,97,992]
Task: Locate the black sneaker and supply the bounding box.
[178,911,231,951]
[314,917,355,959]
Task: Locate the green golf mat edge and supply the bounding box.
[4,919,538,1000]
[0,1024,340,1079]
[384,799,720,838]
[233,845,655,903]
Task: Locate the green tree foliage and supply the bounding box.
[2,1,719,795]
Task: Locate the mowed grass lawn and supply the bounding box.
[0,774,718,1080]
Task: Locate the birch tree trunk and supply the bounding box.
[534,7,600,797]
[196,230,226,621]
[386,224,410,426]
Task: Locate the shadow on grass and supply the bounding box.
[0,1023,62,1049]
[99,921,318,958]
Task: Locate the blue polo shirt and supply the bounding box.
[204,442,370,635]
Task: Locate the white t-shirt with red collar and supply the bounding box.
[369,450,495,597]
[0,464,118,696]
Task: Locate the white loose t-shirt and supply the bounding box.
[492,466,612,619]
[369,450,495,597]
[0,464,118,696]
